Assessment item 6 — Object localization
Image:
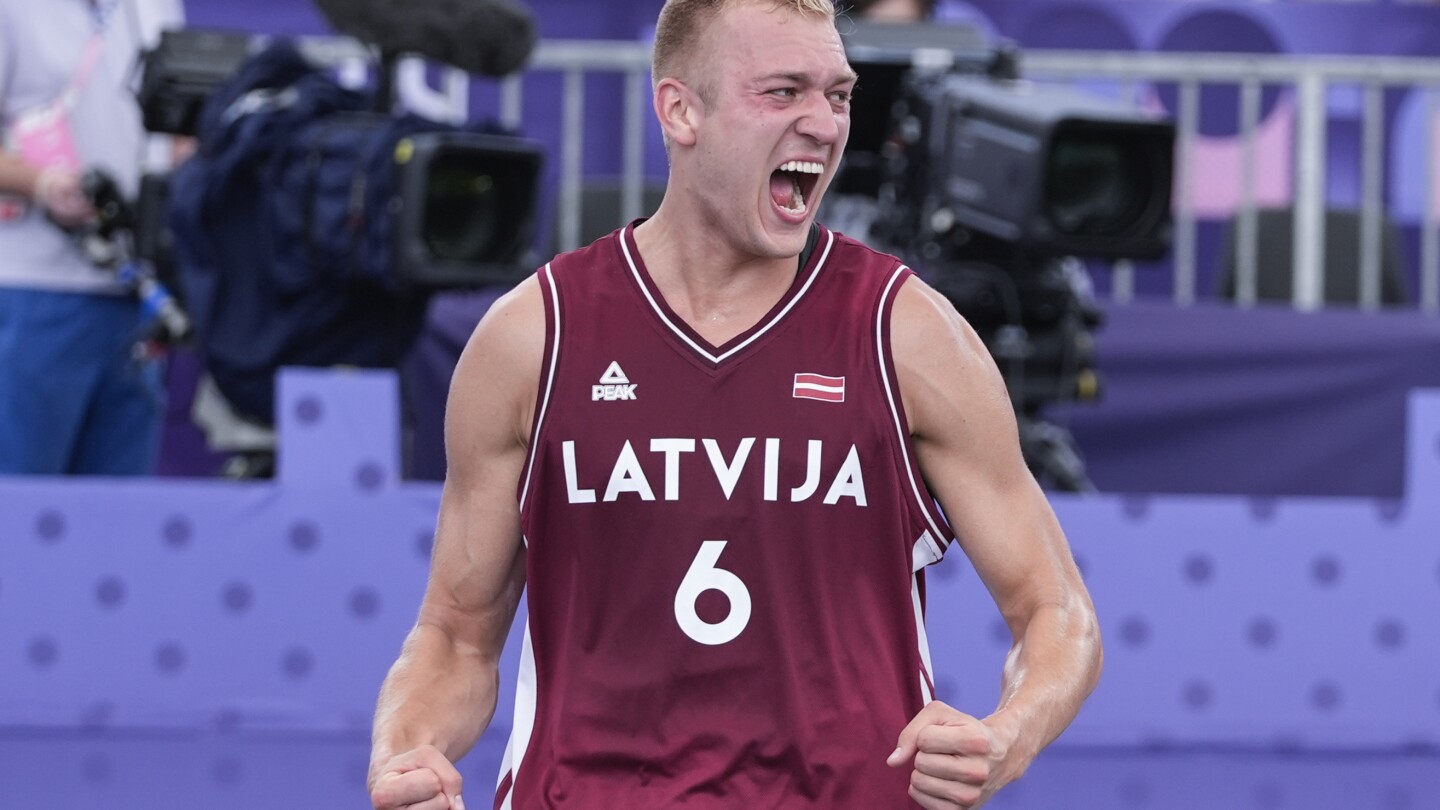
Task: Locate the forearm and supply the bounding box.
[984,598,1102,781]
[369,620,502,786]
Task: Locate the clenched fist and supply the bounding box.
[369,745,465,810]
[886,701,1010,810]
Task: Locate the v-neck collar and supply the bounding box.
[617,222,835,366]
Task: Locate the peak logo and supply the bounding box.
[592,361,638,401]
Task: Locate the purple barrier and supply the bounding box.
[3,370,1438,796]
[933,390,1440,751]
[1065,300,1440,498]
[2,732,1435,809]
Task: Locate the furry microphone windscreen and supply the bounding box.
[312,0,537,77]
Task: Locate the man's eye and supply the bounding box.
[770,88,797,98]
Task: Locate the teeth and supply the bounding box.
[779,160,824,174]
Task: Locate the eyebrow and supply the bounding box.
[754,69,860,86]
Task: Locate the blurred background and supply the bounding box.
[2,0,1439,807]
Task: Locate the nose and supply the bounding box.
[795,92,844,145]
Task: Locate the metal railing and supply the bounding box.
[1025,50,1440,314]
[488,41,1440,314]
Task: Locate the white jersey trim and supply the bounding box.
[619,227,835,364]
[878,266,947,570]
[519,265,562,514]
[912,571,936,703]
[496,616,539,809]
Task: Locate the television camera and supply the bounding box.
[837,21,1176,491]
[117,0,546,476]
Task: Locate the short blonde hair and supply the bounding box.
[652,0,838,98]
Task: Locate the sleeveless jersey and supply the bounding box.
[496,223,955,809]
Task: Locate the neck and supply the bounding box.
[633,209,802,345]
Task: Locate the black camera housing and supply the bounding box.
[903,75,1175,261]
[392,131,544,289]
[137,29,255,136]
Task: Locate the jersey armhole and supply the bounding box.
[875,266,954,569]
[517,262,561,513]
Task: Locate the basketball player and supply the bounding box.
[368,1,1101,808]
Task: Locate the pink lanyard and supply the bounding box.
[56,34,106,112]
[58,0,123,111]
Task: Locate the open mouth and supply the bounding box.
[769,160,824,217]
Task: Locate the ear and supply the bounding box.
[655,77,702,148]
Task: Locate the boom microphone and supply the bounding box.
[312,0,537,78]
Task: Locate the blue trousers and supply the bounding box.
[0,287,164,475]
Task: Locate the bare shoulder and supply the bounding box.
[889,274,1015,446]
[447,275,548,456]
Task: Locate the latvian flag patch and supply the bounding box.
[793,373,845,403]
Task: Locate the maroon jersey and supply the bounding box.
[496,223,954,809]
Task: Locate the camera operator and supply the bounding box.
[0,0,184,476]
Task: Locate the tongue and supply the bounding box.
[770,172,797,209]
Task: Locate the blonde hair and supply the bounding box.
[652,0,838,98]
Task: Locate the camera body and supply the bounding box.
[118,7,546,455]
[838,23,1177,490]
[876,71,1175,263]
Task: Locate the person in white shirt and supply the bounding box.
[0,0,185,475]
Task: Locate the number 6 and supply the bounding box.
[674,540,752,645]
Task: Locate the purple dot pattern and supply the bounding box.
[289,521,320,554]
[1376,499,1405,523]
[1310,681,1341,712]
[35,510,65,543]
[215,708,243,734]
[1120,616,1150,648]
[1184,554,1214,585]
[356,462,385,491]
[222,582,253,615]
[349,588,380,620]
[163,516,192,549]
[1247,617,1278,649]
[28,636,58,668]
[1183,680,1213,711]
[1248,498,1279,521]
[1121,495,1150,520]
[1375,619,1405,650]
[95,576,126,609]
[1311,555,1341,586]
[295,396,324,425]
[283,648,314,680]
[80,702,114,729]
[155,642,186,675]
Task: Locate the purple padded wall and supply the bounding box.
[3,371,1439,807]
